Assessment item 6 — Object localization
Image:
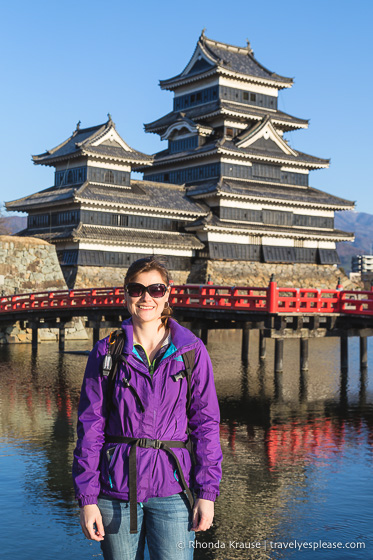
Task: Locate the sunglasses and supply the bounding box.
[125,283,168,298]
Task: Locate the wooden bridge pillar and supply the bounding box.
[93,325,100,346]
[201,328,208,345]
[359,367,367,406]
[299,369,309,402]
[59,326,65,352]
[360,336,368,370]
[241,324,250,364]
[274,338,284,373]
[340,368,348,408]
[340,335,348,371]
[300,338,309,372]
[31,327,38,351]
[190,324,201,338]
[259,330,266,361]
[274,370,284,402]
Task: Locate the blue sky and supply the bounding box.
[1,0,372,214]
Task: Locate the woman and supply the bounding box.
[73,256,222,559]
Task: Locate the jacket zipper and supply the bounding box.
[128,342,197,373]
[133,343,157,376]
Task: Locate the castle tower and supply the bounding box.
[6,117,206,287]
[139,33,354,273]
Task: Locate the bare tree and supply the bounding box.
[0,204,11,235]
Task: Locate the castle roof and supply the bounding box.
[186,178,354,210]
[32,116,152,167]
[6,179,208,217]
[145,101,308,134]
[16,224,204,250]
[140,121,329,171]
[184,212,354,241]
[160,32,293,90]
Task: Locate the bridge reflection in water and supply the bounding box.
[0,330,372,559]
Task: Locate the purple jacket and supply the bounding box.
[73,318,222,507]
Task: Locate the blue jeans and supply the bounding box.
[98,493,195,560]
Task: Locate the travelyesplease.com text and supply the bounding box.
[177,539,366,551]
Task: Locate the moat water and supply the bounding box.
[1,330,372,559]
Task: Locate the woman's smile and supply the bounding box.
[125,270,170,325]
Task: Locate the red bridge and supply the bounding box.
[1,281,372,373]
[1,281,373,316]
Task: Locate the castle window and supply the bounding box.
[243,92,249,101]
[104,170,114,183]
[226,127,234,137]
[250,93,256,102]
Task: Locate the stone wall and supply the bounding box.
[0,236,88,343]
[72,265,190,288]
[0,236,67,293]
[188,259,363,290]
[0,318,88,344]
[69,260,362,290]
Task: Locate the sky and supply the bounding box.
[1,0,372,215]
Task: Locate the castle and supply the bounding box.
[6,32,354,288]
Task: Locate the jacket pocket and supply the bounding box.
[100,444,129,492]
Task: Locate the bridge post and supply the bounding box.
[274,338,284,374]
[31,327,38,351]
[93,325,100,346]
[190,323,201,338]
[360,336,368,370]
[201,328,208,345]
[259,330,266,360]
[359,367,367,406]
[300,338,309,372]
[241,323,250,364]
[340,334,348,371]
[59,325,65,352]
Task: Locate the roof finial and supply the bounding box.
[107,113,112,123]
[200,28,206,39]
[246,39,254,56]
[76,120,81,130]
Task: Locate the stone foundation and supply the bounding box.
[0,236,67,293]
[188,259,363,290]
[66,260,363,290]
[71,266,190,288]
[0,236,89,343]
[0,318,88,345]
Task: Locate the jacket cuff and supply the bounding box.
[194,490,218,501]
[78,496,99,508]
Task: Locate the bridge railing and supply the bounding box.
[1,282,373,316]
[169,285,268,310]
[0,287,125,312]
[339,290,373,315]
[275,288,340,314]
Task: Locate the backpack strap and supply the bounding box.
[103,329,125,412]
[181,349,195,414]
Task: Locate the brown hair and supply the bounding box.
[124,255,173,327]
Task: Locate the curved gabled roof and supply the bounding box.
[32,116,152,167]
[160,32,293,90]
[144,101,308,135]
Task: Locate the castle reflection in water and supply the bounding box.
[0,330,372,559]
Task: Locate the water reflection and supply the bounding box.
[0,331,372,559]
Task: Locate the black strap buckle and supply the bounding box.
[172,370,186,382]
[138,438,162,449]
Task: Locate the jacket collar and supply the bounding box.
[120,317,197,354]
